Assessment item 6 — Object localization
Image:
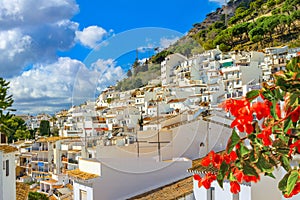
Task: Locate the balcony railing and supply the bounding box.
[32,147,49,151]
[32,157,48,162]
[68,159,78,164]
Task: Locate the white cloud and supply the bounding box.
[75,26,111,48]
[208,0,226,5]
[0,0,79,29]
[9,57,125,114]
[160,36,180,49]
[0,0,80,78]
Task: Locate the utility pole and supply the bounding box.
[157,99,161,162]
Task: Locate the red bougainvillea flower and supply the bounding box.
[194,174,201,181]
[194,174,203,188]
[251,101,271,120]
[222,98,251,117]
[290,140,300,154]
[201,151,216,166]
[231,115,254,134]
[201,172,217,189]
[230,181,241,194]
[257,128,272,146]
[233,168,244,182]
[201,151,223,168]
[290,106,300,123]
[243,175,260,183]
[224,151,238,164]
[276,103,281,118]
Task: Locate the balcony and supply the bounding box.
[32,157,49,162]
[32,147,48,151]
[68,158,78,164]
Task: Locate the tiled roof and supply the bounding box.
[36,136,80,143]
[16,182,30,200]
[188,158,218,174]
[128,176,193,200]
[0,145,18,153]
[67,168,99,180]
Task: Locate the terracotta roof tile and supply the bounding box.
[67,168,99,180]
[16,182,30,200]
[0,145,18,153]
[128,176,193,200]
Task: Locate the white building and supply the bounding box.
[161,53,187,86]
[69,157,192,200]
[0,145,17,200]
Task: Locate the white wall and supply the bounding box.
[193,179,251,200]
[73,182,94,200]
[92,157,192,200]
[0,151,16,200]
[79,159,101,176]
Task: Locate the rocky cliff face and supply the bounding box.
[189,0,252,35]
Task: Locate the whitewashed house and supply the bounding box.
[0,145,17,200]
[161,53,187,86]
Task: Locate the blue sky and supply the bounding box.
[0,0,223,114]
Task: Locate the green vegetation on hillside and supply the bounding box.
[115,61,161,91]
[193,0,300,51]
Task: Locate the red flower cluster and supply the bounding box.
[290,106,300,123]
[257,127,272,146]
[230,181,240,194]
[194,151,260,193]
[222,98,271,134]
[193,173,216,189]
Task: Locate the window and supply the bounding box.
[207,187,215,200]
[80,189,87,200]
[233,193,239,200]
[3,161,5,170]
[6,160,9,176]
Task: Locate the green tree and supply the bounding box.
[39,120,50,136]
[4,116,31,142]
[28,192,49,200]
[0,78,14,142]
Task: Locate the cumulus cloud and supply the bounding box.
[9,57,125,114]
[0,0,79,29]
[0,0,80,78]
[75,26,112,48]
[160,36,180,49]
[0,0,110,79]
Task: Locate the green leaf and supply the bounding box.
[274,88,284,101]
[217,161,229,189]
[246,90,260,101]
[278,172,290,191]
[284,117,292,134]
[289,93,299,107]
[278,134,289,145]
[265,172,276,179]
[273,138,287,148]
[256,154,274,173]
[240,144,250,157]
[287,170,299,195]
[280,155,292,172]
[270,100,279,120]
[227,129,240,153]
[243,162,258,177]
[249,150,259,163]
[228,171,236,181]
